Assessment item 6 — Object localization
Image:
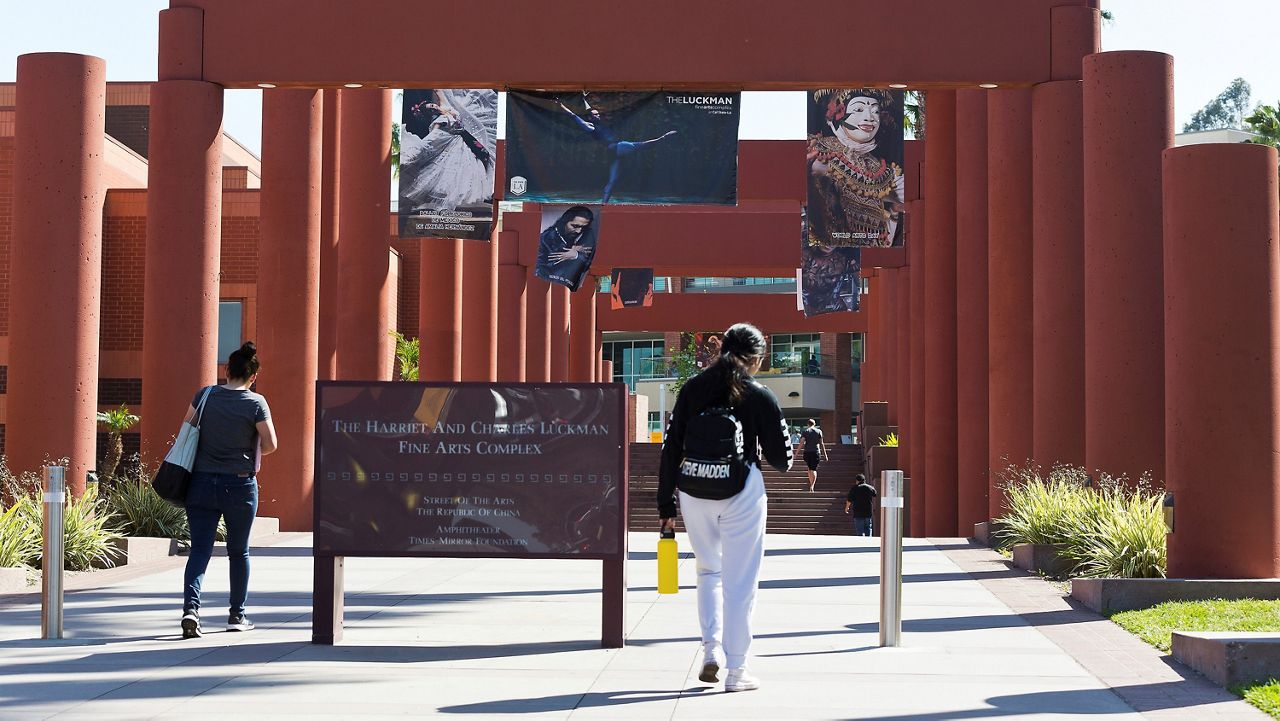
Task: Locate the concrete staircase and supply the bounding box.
[626,443,865,535]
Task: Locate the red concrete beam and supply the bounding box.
[595,293,865,334]
[178,0,1082,88]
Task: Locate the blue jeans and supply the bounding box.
[184,472,258,616]
[853,516,873,536]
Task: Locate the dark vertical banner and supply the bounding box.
[536,204,602,292]
[806,89,906,247]
[398,89,498,240]
[609,268,654,309]
[802,205,862,317]
[506,90,740,205]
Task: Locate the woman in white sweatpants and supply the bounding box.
[658,323,793,693]
[679,465,768,674]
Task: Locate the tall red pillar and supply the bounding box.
[258,89,322,530]
[8,53,105,491]
[1165,144,1280,578]
[883,272,900,426]
[987,88,1034,518]
[955,89,990,531]
[317,89,342,381]
[924,90,959,537]
[419,238,463,381]
[551,285,571,381]
[526,272,552,382]
[863,274,881,402]
[461,240,497,381]
[497,230,527,381]
[570,285,598,382]
[336,89,392,380]
[1032,80,1086,468]
[1084,51,1173,485]
[142,83,223,460]
[894,268,912,478]
[907,201,927,536]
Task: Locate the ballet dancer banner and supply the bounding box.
[536,204,603,292]
[398,89,498,240]
[609,268,655,309]
[505,90,741,206]
[806,89,906,247]
[801,206,861,317]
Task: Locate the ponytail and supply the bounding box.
[704,323,766,406]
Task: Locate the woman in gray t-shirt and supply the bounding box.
[179,341,278,639]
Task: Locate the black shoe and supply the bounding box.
[227,614,255,632]
[181,612,201,639]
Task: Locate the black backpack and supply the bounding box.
[677,406,750,499]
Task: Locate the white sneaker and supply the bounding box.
[699,644,723,683]
[725,667,760,692]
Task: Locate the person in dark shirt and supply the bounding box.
[178,342,278,640]
[535,205,598,291]
[555,91,677,204]
[844,473,878,536]
[800,418,828,492]
[658,323,792,693]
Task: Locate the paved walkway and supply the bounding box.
[0,532,1265,720]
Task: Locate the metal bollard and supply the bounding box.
[41,466,66,640]
[879,469,904,647]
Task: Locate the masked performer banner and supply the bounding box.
[807,89,905,247]
[802,206,861,317]
[609,268,655,309]
[398,89,498,240]
[536,204,602,292]
[506,90,740,205]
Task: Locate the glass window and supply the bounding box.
[601,338,666,389]
[217,301,243,365]
[770,333,822,374]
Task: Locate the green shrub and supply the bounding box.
[18,485,123,571]
[0,500,40,568]
[995,463,1092,547]
[1062,479,1167,579]
[103,473,189,539]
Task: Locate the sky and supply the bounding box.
[3,0,1280,156]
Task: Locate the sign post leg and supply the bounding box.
[313,554,345,645]
[602,558,626,648]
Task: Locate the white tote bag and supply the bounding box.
[165,386,215,471]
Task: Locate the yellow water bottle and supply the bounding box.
[657,528,679,594]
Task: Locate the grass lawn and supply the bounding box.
[1109,599,1280,718]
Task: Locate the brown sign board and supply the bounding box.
[314,381,629,560]
[312,381,630,647]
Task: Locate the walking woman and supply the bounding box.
[180,342,278,639]
[657,323,792,691]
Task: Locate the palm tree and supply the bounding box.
[96,404,140,481]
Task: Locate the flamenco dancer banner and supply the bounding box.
[609,268,655,309]
[505,90,740,205]
[806,89,905,247]
[398,89,498,240]
[536,205,603,292]
[801,206,861,317]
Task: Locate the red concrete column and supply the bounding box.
[570,285,598,382]
[7,54,105,490]
[419,237,463,381]
[1032,81,1086,468]
[526,272,552,382]
[1165,144,1280,578]
[142,79,223,460]
[601,359,614,384]
[1084,51,1173,485]
[907,200,927,536]
[987,88,1034,518]
[461,240,497,381]
[883,272,900,426]
[863,274,881,402]
[336,88,393,380]
[497,230,527,382]
[955,89,990,531]
[924,90,959,537]
[1051,5,1101,81]
[317,89,342,381]
[895,269,912,477]
[258,88,322,531]
[551,285,571,381]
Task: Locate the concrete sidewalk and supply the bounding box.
[0,532,1261,720]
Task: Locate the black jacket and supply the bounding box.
[657,369,793,518]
